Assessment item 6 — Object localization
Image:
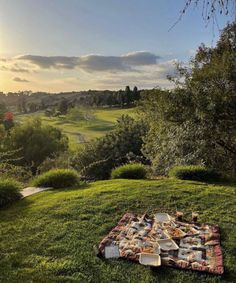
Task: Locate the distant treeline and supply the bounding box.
[0,86,142,114]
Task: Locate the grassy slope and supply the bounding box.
[0,179,235,283]
[16,108,135,148]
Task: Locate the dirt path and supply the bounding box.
[21,187,52,198]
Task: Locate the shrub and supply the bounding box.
[80,158,115,181]
[6,118,68,173]
[168,165,221,182]
[0,163,32,183]
[37,152,72,174]
[111,163,147,179]
[32,169,80,189]
[0,178,22,208]
[71,116,147,172]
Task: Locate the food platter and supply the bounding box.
[155,213,171,223]
[180,237,203,249]
[164,227,186,239]
[178,248,202,262]
[139,253,161,267]
[158,238,179,251]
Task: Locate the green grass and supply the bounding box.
[0,179,235,283]
[16,108,135,149]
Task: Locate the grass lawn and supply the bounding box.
[0,179,235,283]
[16,107,135,149]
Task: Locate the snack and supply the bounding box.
[165,227,186,238]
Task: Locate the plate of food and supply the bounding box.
[180,237,202,248]
[157,239,179,251]
[165,227,186,239]
[178,248,202,262]
[155,213,171,223]
[139,253,161,267]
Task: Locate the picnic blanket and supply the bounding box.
[98,213,224,275]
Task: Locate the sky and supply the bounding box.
[0,0,232,93]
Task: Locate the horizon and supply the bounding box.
[0,0,231,93]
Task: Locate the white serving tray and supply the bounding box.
[155,213,171,223]
[104,245,120,258]
[157,239,179,251]
[139,253,161,267]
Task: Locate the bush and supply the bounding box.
[6,118,68,173]
[71,115,147,172]
[111,163,147,179]
[80,158,115,181]
[0,178,22,208]
[168,165,221,182]
[32,169,80,189]
[0,163,32,183]
[37,152,72,174]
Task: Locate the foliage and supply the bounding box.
[80,158,115,181]
[0,163,32,183]
[181,1,235,23]
[0,179,235,282]
[0,178,22,208]
[6,118,68,173]
[71,115,148,179]
[0,148,24,165]
[0,103,7,123]
[140,23,236,176]
[37,152,72,174]
[17,107,135,149]
[57,98,69,115]
[66,106,94,122]
[32,169,80,189]
[168,165,221,182]
[111,163,147,179]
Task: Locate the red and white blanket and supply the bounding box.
[98,213,223,275]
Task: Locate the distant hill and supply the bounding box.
[0,87,144,113]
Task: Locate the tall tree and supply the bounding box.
[140,22,236,176]
[124,86,132,106]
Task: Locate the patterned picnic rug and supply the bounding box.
[98,213,223,275]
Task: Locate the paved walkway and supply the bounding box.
[21,187,52,198]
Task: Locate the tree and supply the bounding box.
[28,102,38,113]
[0,103,7,123]
[71,115,148,179]
[140,22,236,176]
[133,86,140,102]
[58,98,68,115]
[17,96,27,113]
[124,86,132,106]
[6,118,68,173]
[171,0,236,30]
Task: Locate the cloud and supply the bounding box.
[93,61,176,89]
[16,51,160,72]
[13,77,30,83]
[17,55,79,69]
[1,64,30,73]
[121,51,160,65]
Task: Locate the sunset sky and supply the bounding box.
[0,0,230,93]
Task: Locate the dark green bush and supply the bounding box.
[168,165,221,182]
[0,163,32,183]
[111,163,147,179]
[80,158,113,181]
[32,169,80,189]
[71,116,147,172]
[0,178,22,208]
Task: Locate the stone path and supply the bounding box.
[21,187,52,198]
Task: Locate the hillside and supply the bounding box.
[0,179,235,283]
[16,107,136,148]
